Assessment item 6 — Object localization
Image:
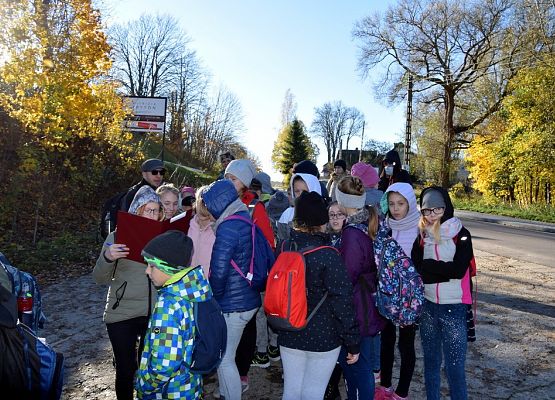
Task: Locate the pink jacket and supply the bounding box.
[188,215,216,278]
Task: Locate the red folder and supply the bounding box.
[115,210,192,263]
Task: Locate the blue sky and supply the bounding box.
[104,0,404,179]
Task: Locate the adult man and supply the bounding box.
[217,151,235,180]
[326,159,349,202]
[121,158,166,212]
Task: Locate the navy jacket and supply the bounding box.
[204,180,262,313]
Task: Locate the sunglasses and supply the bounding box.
[150,169,166,176]
[421,207,445,216]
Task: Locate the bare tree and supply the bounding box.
[353,0,545,186]
[109,14,189,97]
[311,101,364,163]
[280,88,297,128]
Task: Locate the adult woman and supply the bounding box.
[92,186,161,400]
[279,190,360,400]
[156,184,179,220]
[201,179,262,400]
[336,176,386,400]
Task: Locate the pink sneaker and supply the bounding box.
[374,386,393,400]
[391,392,409,400]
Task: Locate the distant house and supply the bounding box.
[335,142,406,170]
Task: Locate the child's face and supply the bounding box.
[145,264,171,287]
[226,174,245,194]
[422,207,445,225]
[388,192,409,220]
[328,204,346,232]
[293,179,309,199]
[160,192,179,219]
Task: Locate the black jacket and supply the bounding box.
[277,230,360,354]
[121,179,158,212]
[378,150,412,191]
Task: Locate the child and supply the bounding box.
[135,230,212,400]
[188,186,215,278]
[411,186,474,400]
[375,182,421,400]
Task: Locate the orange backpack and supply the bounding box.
[263,242,338,331]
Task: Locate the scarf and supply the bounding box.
[386,209,420,232]
[423,217,463,245]
[345,207,370,234]
[213,198,249,232]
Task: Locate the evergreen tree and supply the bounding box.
[273,119,316,177]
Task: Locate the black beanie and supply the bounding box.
[334,159,347,170]
[292,160,320,179]
[294,191,329,227]
[142,230,194,272]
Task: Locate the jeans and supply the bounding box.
[235,311,257,376]
[217,308,258,400]
[420,300,468,400]
[380,321,417,397]
[281,345,341,400]
[339,335,379,400]
[106,316,149,400]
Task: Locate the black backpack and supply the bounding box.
[99,190,128,239]
[0,286,64,399]
[187,296,227,375]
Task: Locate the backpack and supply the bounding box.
[223,214,275,291]
[99,190,128,239]
[263,242,338,331]
[187,296,227,375]
[0,252,46,333]
[0,285,64,399]
[373,224,424,327]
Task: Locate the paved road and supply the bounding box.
[459,218,555,267]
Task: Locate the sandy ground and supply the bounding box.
[40,248,555,399]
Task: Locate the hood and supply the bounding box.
[267,190,290,220]
[382,182,418,217]
[162,266,212,303]
[129,185,160,215]
[290,173,322,199]
[383,150,402,173]
[419,186,454,222]
[202,179,238,220]
[0,285,17,328]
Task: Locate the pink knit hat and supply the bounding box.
[180,186,196,198]
[351,162,379,188]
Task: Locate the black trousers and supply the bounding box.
[380,321,417,398]
[235,312,257,376]
[106,316,149,400]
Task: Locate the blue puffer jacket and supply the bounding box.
[203,180,261,313]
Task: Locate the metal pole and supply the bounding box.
[404,74,413,171]
[359,121,365,162]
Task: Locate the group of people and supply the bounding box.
[93,151,475,400]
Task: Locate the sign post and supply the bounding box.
[123,96,168,161]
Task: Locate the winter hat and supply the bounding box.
[129,186,160,215]
[421,188,446,210]
[141,158,164,172]
[180,186,196,198]
[336,186,366,210]
[334,159,347,170]
[225,159,256,188]
[142,230,194,275]
[351,162,379,188]
[292,160,320,178]
[255,172,274,194]
[293,191,329,227]
[267,190,290,220]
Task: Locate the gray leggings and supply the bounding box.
[280,345,341,400]
[256,294,278,352]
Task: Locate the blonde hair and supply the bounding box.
[367,206,379,241]
[156,183,179,197]
[337,176,365,196]
[196,186,212,219]
[419,216,441,242]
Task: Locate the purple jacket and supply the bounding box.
[340,225,387,336]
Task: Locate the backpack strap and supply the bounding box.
[223,215,256,285]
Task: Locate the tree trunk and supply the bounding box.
[440,87,456,187]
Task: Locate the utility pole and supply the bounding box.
[404,74,413,171]
[359,121,365,161]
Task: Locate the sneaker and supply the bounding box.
[240,376,249,393]
[268,345,281,361]
[250,351,270,368]
[373,370,381,385]
[375,385,394,400]
[391,392,408,400]
[212,386,221,399]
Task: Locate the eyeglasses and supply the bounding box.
[143,207,161,216]
[329,213,346,220]
[150,169,166,176]
[421,207,445,216]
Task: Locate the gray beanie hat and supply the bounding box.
[129,186,160,215]
[421,189,446,209]
[225,159,256,188]
[255,172,274,194]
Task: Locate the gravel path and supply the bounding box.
[41,248,555,399]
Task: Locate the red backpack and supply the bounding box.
[263,242,338,331]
